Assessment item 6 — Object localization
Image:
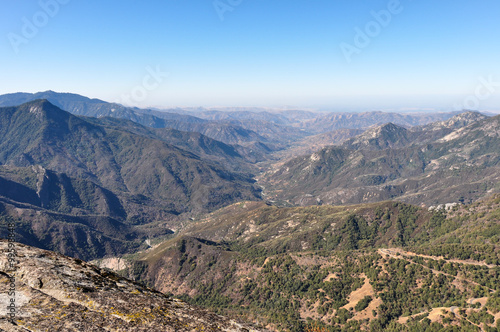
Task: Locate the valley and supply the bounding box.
[95,195,500,331]
[3,1,499,330]
[0,92,499,331]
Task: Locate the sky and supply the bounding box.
[1,0,499,112]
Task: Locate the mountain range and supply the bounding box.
[0,91,301,150]
[1,91,499,331]
[296,110,465,134]
[0,91,467,150]
[261,111,499,207]
[98,195,500,331]
[0,99,260,259]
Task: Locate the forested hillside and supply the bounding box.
[100,195,500,331]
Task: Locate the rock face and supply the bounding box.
[0,240,262,331]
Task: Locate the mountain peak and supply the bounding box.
[377,122,406,131]
[361,122,407,139]
[20,98,58,108]
[15,99,71,122]
[422,110,488,131]
[25,98,52,107]
[341,122,409,150]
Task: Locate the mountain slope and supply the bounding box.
[0,240,262,331]
[0,91,285,149]
[105,196,500,331]
[0,197,162,261]
[0,165,126,217]
[0,100,260,219]
[0,100,261,259]
[262,115,500,206]
[84,116,259,172]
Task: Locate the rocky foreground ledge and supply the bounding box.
[0,240,262,331]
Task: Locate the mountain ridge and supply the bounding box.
[102,195,500,331]
[0,100,261,259]
[261,113,500,207]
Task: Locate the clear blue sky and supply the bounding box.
[1,0,499,111]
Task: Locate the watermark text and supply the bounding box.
[213,0,243,21]
[115,65,169,106]
[340,0,404,63]
[7,0,70,54]
[454,75,500,110]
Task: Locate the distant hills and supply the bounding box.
[296,110,464,134]
[262,112,499,207]
[0,91,467,149]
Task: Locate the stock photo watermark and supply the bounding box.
[454,76,500,111]
[7,0,70,54]
[213,0,243,21]
[3,220,18,323]
[115,65,169,106]
[340,0,405,63]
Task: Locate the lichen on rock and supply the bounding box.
[0,240,261,331]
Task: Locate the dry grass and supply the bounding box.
[304,324,330,332]
[342,274,374,311]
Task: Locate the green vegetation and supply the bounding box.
[487,291,500,314]
[126,195,500,331]
[2,97,500,331]
[0,100,261,258]
[263,114,500,209]
[355,296,372,312]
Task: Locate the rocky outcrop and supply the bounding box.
[0,240,262,331]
